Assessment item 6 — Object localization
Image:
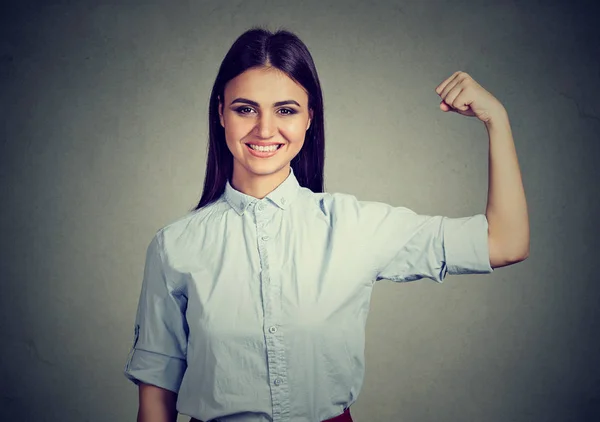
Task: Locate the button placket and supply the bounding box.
[254,202,289,419]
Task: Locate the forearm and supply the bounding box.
[484,107,530,266]
[137,383,178,422]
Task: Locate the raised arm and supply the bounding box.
[483,108,530,267]
[435,71,530,268]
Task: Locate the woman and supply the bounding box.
[124,27,529,422]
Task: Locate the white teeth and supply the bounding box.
[248,144,281,152]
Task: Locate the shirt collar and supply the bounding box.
[224,167,301,215]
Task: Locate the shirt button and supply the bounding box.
[268,326,277,334]
[274,378,281,386]
[262,235,269,241]
[281,198,286,204]
[257,203,264,211]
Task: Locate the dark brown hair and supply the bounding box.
[190,26,326,211]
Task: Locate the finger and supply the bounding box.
[435,71,461,95]
[440,78,463,105]
[440,71,470,101]
[435,71,460,93]
[444,85,465,109]
[451,89,471,111]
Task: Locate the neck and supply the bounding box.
[231,164,291,199]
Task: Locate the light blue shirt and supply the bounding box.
[124,167,493,421]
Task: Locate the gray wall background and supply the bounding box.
[2,1,599,421]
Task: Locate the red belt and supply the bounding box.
[190,407,352,422]
[324,407,353,421]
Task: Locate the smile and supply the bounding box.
[245,143,283,158]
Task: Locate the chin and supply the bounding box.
[233,157,286,176]
[247,164,289,176]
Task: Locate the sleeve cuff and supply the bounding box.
[443,214,494,275]
[124,348,187,393]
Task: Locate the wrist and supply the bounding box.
[485,107,509,129]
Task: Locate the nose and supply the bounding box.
[256,113,276,139]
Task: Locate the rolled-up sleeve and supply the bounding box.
[124,231,188,393]
[347,197,493,283]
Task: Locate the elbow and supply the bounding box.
[519,246,530,261]
[504,244,530,265]
[515,247,529,262]
[512,237,530,262]
[489,236,529,268]
[489,251,528,269]
[507,250,528,264]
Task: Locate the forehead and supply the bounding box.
[224,67,308,105]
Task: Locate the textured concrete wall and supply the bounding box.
[1,0,599,421]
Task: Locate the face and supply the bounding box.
[218,66,313,186]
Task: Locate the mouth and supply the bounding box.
[245,143,284,158]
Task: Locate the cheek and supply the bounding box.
[279,121,308,143]
[224,118,252,141]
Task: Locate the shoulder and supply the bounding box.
[312,190,416,221]
[297,188,354,213]
[304,190,371,225]
[149,197,229,259]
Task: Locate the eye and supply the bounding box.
[235,106,255,115]
[278,108,296,116]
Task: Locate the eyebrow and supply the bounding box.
[230,97,301,108]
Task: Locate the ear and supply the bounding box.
[307,109,313,131]
[218,96,225,128]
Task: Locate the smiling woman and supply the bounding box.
[217,66,313,198]
[193,28,325,207]
[123,25,527,422]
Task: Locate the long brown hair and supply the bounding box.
[190,26,326,212]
